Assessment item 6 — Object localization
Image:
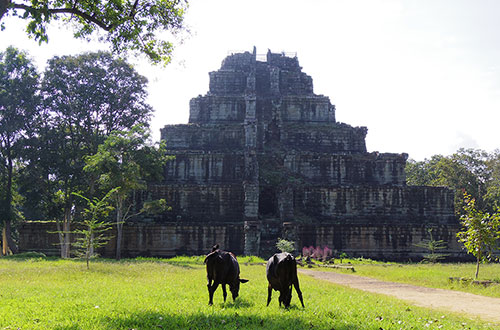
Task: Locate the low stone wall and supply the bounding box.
[18,221,245,258]
[282,223,466,260]
[18,221,467,260]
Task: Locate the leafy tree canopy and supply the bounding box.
[457,192,500,279]
[0,46,38,254]
[0,0,188,65]
[406,148,500,215]
[42,51,153,154]
[84,125,169,259]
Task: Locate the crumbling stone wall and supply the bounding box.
[18,221,245,257]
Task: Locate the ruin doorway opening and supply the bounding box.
[259,186,278,216]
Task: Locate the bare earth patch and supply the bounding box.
[300,269,500,323]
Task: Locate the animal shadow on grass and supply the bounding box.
[218,297,253,309]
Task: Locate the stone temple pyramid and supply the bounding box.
[150,47,458,258]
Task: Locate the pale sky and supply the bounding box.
[1,0,499,161]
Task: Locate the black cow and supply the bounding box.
[266,252,304,308]
[204,244,249,305]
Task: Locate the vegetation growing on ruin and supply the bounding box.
[0,257,497,329]
[258,152,306,187]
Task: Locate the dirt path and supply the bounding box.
[299,269,500,323]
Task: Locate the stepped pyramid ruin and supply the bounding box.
[147,48,459,258]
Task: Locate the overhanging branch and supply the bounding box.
[0,0,11,21]
[11,3,118,31]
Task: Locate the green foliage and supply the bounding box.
[405,155,444,186]
[406,149,500,215]
[84,125,170,259]
[42,51,153,145]
[259,152,305,187]
[72,189,116,269]
[0,46,39,254]
[141,198,170,214]
[457,193,500,279]
[414,228,449,263]
[0,259,494,329]
[17,50,154,257]
[1,0,188,65]
[338,252,348,263]
[276,237,295,253]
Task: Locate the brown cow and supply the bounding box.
[204,244,249,305]
[266,252,304,308]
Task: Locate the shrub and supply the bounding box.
[276,238,295,253]
[301,245,334,261]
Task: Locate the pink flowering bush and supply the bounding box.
[302,245,333,261]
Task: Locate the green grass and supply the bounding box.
[0,257,498,329]
[317,260,500,298]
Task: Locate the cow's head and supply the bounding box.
[230,278,249,300]
[282,288,293,308]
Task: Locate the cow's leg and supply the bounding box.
[208,281,219,306]
[286,285,293,308]
[207,278,213,305]
[266,284,272,306]
[222,283,227,302]
[293,278,305,308]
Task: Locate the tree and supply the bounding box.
[406,149,493,215]
[84,125,169,260]
[42,51,153,148]
[27,51,153,258]
[0,46,38,255]
[484,150,500,209]
[72,188,116,269]
[413,228,448,263]
[276,238,295,254]
[457,193,500,279]
[0,0,187,65]
[405,155,444,186]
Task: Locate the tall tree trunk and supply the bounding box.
[2,226,11,255]
[55,218,65,258]
[475,249,481,280]
[89,232,94,257]
[2,150,18,255]
[115,197,123,260]
[62,206,72,258]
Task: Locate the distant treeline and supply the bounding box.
[405,148,500,215]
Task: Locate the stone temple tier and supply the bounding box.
[18,48,461,260]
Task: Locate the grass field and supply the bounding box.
[318,260,500,298]
[0,256,498,329]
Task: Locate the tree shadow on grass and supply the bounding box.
[53,311,358,330]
